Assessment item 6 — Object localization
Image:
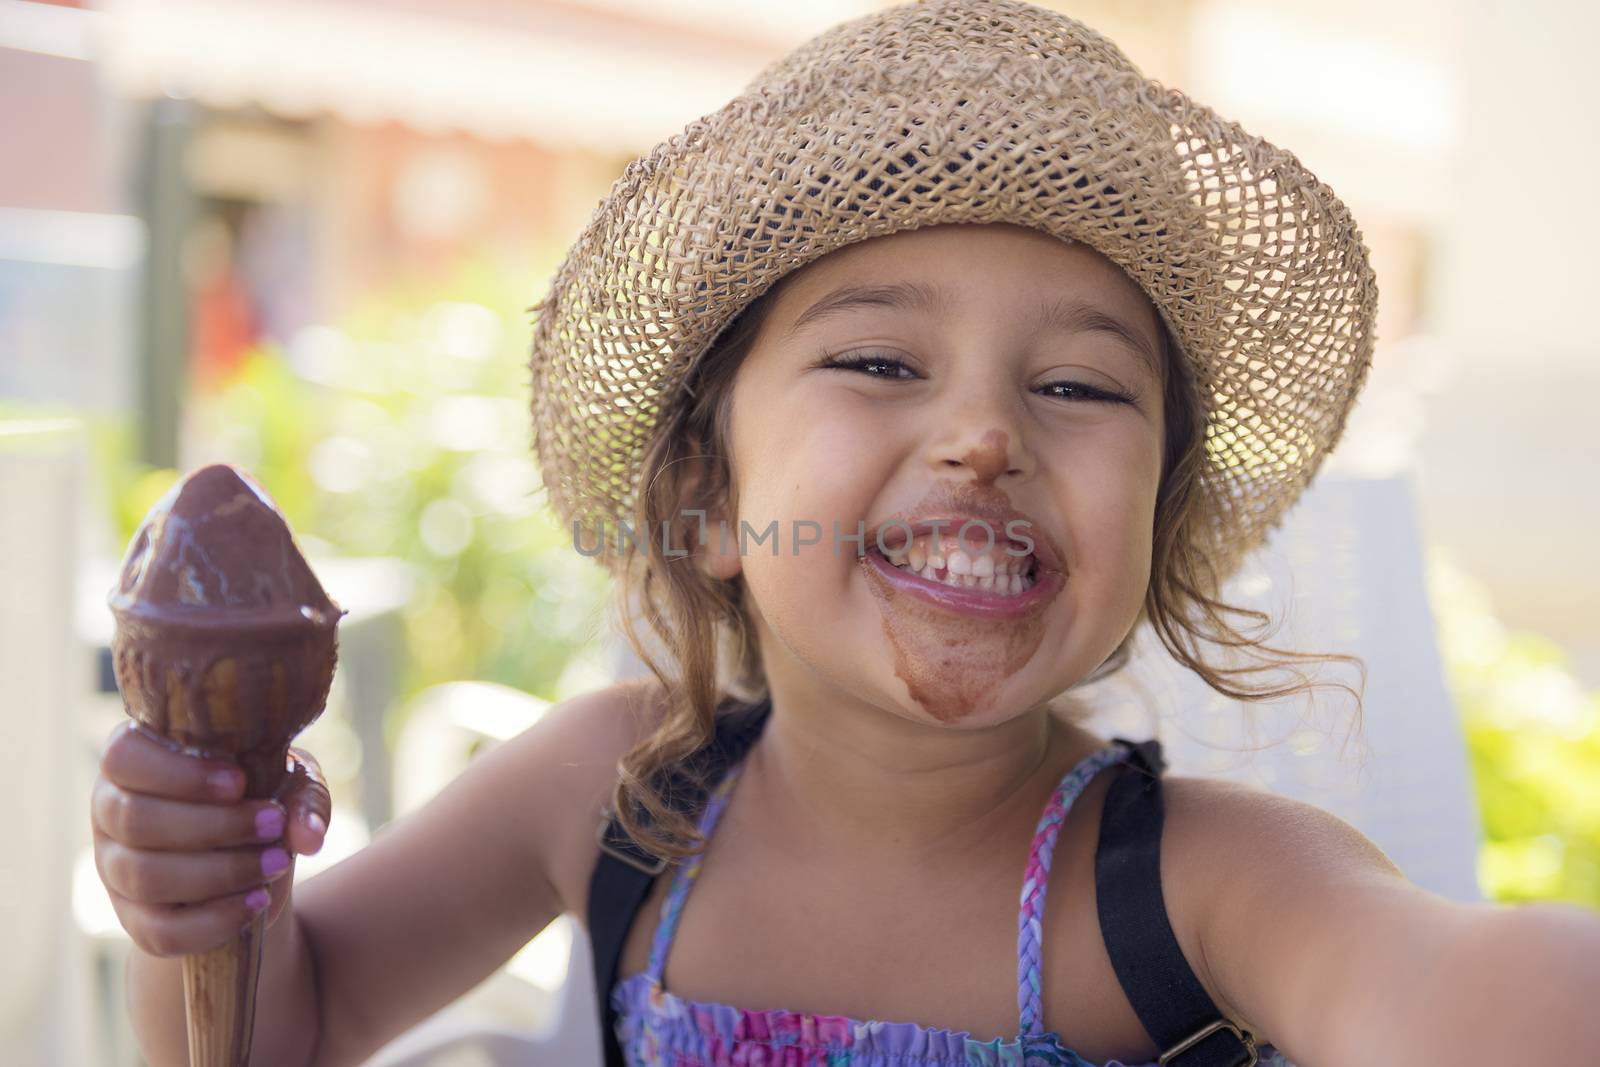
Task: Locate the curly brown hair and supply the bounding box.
[603,253,1366,864]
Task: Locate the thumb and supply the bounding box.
[276,745,332,857]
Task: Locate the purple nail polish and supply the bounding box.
[261,847,290,878]
[245,888,270,913]
[256,806,285,841]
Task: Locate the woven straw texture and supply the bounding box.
[528,0,1378,583]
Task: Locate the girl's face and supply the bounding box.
[705,222,1168,729]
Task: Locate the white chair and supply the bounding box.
[1080,473,1481,902]
[364,681,603,1067]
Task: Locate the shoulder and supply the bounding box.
[1156,771,1460,1053]
[512,675,672,775]
[514,677,674,920]
[1160,772,1403,897]
[1160,773,1600,1061]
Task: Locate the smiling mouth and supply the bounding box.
[860,543,1061,621]
[872,538,1039,598]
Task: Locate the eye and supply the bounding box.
[819,350,1136,405]
[1036,379,1137,405]
[817,351,920,379]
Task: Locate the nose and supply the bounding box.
[925,385,1034,487]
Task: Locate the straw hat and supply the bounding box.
[528,0,1377,584]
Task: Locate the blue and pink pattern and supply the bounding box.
[611,740,1295,1067]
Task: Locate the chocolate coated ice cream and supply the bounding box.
[108,463,345,795]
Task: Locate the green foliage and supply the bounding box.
[178,250,614,711]
[1430,550,1600,905]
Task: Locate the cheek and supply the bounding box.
[1060,429,1162,576]
[726,384,893,649]
[728,381,886,530]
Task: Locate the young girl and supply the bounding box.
[96,1,1600,1065]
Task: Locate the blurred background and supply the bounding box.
[2,0,1597,1063]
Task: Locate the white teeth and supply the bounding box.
[884,547,1039,597]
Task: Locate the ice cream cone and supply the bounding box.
[109,463,344,1066]
[181,912,267,1067]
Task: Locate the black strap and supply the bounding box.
[587,695,773,1067]
[1095,738,1258,1067]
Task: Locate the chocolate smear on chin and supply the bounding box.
[858,461,1062,723]
[856,554,1046,724]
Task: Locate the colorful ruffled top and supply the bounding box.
[611,740,1296,1066]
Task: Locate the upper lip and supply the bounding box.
[866,502,1065,576]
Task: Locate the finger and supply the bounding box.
[106,883,272,958]
[101,721,245,803]
[92,778,286,850]
[95,832,293,905]
[280,747,332,856]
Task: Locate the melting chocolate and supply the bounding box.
[108,464,345,796]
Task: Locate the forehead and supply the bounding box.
[759,223,1167,378]
[769,223,1159,327]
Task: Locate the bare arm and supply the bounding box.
[113,680,655,1067]
[1171,779,1600,1063]
[299,681,653,1065]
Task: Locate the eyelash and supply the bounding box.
[818,351,1137,405]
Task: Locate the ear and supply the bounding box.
[679,457,741,582]
[693,497,742,581]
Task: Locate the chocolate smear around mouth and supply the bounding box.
[856,475,1051,724]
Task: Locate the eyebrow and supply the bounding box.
[783,281,1163,380]
[783,281,946,339]
[1027,296,1163,382]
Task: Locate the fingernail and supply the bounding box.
[208,769,241,797]
[261,848,290,878]
[245,888,270,913]
[306,811,326,838]
[256,805,285,841]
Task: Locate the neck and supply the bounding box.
[743,655,1083,865]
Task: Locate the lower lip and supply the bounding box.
[861,549,1064,620]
